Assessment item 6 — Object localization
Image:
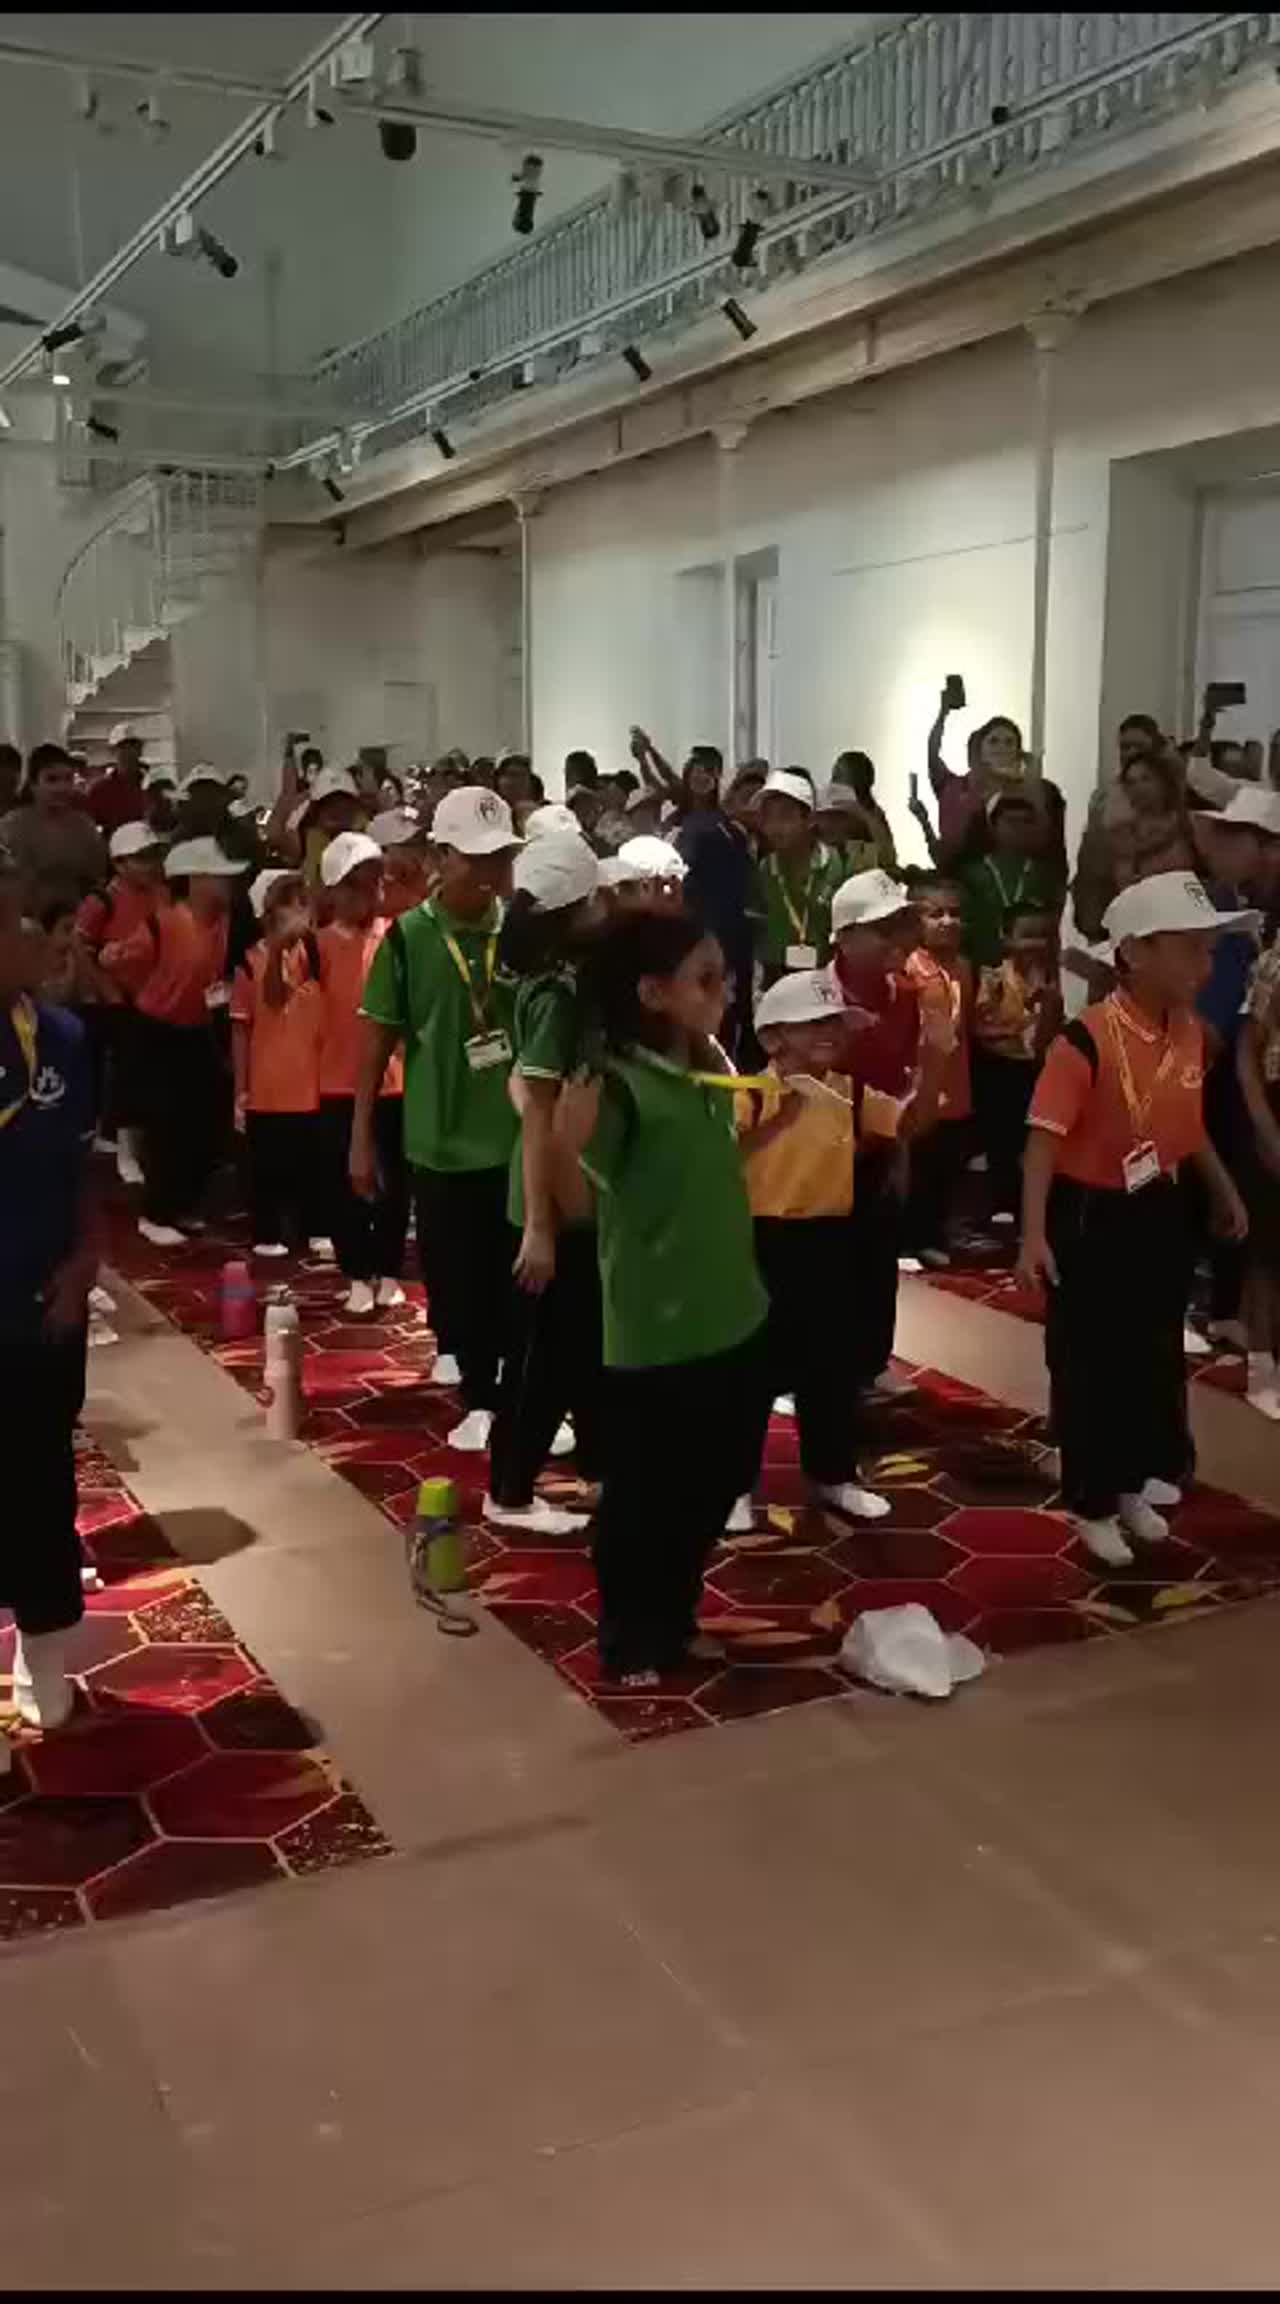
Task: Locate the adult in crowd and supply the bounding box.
[86,723,147,835]
[0,743,106,909]
[633,732,757,1056]
[1072,741,1189,942]
[926,684,1068,892]
[830,750,899,871]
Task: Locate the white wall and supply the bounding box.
[1195,488,1280,751]
[1098,460,1197,751]
[530,247,1280,862]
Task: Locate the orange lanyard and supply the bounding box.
[1104,994,1177,1138]
[0,999,38,1131]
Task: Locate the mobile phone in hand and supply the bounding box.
[1205,680,1246,714]
[908,771,920,806]
[943,673,966,710]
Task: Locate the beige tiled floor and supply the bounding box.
[8,1275,1280,2288]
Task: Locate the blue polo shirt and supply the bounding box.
[0,999,93,1338]
[1197,883,1257,1055]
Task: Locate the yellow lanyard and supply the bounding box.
[434,909,498,1034]
[0,998,38,1131]
[768,854,820,945]
[690,1069,776,1093]
[983,856,1030,913]
[1104,994,1178,1139]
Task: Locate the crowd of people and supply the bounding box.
[4,678,1280,1719]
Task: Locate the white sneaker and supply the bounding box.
[375,1277,406,1310]
[253,1241,289,1260]
[88,1284,116,1316]
[1247,1386,1280,1422]
[1117,1492,1169,1545]
[1182,1324,1212,1358]
[80,1562,105,1595]
[308,1237,336,1263]
[448,1408,493,1453]
[817,1481,892,1521]
[342,1280,377,1317]
[1140,1477,1182,1510]
[773,1394,796,1418]
[1075,1515,1134,1567]
[430,1352,461,1387]
[138,1217,186,1249]
[725,1494,755,1534]
[990,1211,1016,1228]
[898,1255,924,1275]
[94,1131,117,1156]
[871,1365,915,1398]
[11,1629,75,1731]
[483,1494,589,1536]
[549,1419,575,1458]
[87,1315,119,1349]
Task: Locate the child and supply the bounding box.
[486,832,606,1534]
[355,787,521,1449]
[316,831,407,1317]
[959,792,1057,970]
[735,969,898,1525]
[130,836,249,1246]
[369,806,432,920]
[1234,930,1280,1416]
[754,769,846,984]
[1020,872,1249,1565]
[231,870,326,1259]
[599,835,688,916]
[815,784,884,876]
[902,873,974,1264]
[76,820,167,1185]
[576,910,773,1685]
[971,905,1062,1225]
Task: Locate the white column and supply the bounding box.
[512,489,541,756]
[712,421,750,769]
[1024,304,1079,769]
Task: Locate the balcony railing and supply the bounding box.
[58,470,264,707]
[300,11,1266,461]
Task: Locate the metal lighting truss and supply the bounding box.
[287,10,1271,474]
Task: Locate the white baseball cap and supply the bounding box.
[512,832,599,912]
[755,969,848,1031]
[306,766,360,810]
[760,769,816,811]
[109,721,139,747]
[249,867,301,920]
[142,766,175,793]
[320,830,384,888]
[164,837,249,880]
[615,835,687,882]
[109,820,165,862]
[182,761,236,791]
[431,785,522,856]
[1191,786,1280,837]
[367,807,423,850]
[831,869,914,934]
[524,803,586,843]
[1103,871,1259,944]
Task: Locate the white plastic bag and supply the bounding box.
[840,1603,986,1700]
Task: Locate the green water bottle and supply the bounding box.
[408,1476,476,1635]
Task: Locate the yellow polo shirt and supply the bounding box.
[736,1067,902,1219]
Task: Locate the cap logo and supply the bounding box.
[477,794,501,822]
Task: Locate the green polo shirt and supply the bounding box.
[960,853,1055,970]
[506,968,596,1228]
[755,845,846,973]
[581,1046,767,1370]
[361,901,517,1174]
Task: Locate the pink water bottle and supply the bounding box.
[219,1258,257,1341]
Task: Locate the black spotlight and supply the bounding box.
[380,119,417,161]
[722,295,757,342]
[731,189,770,272]
[322,473,345,503]
[512,153,544,235]
[380,43,423,161]
[197,227,238,280]
[621,343,652,382]
[42,320,86,354]
[690,180,720,240]
[85,414,119,442]
[431,426,456,461]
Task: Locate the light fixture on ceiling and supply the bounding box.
[253,111,284,161]
[42,347,73,388]
[137,85,170,143]
[42,320,87,355]
[72,72,112,133]
[690,180,721,241]
[85,414,120,443]
[380,41,424,161]
[335,33,376,85]
[322,471,345,504]
[305,76,336,130]
[731,189,770,272]
[430,422,456,461]
[621,343,652,383]
[162,214,240,280]
[722,295,757,342]
[512,153,544,235]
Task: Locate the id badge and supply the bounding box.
[204,982,230,1011]
[785,943,818,971]
[465,1029,512,1073]
[1122,1139,1161,1194]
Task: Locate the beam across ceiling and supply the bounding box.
[0,31,877,193]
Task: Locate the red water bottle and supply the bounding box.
[219,1257,257,1341]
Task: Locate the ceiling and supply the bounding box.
[0,11,885,388]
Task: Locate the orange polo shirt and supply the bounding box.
[904,948,972,1122]
[1029,991,1206,1191]
[316,919,403,1100]
[230,942,324,1115]
[76,878,160,1002]
[135,904,229,1029]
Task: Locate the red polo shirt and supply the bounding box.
[829,952,921,1095]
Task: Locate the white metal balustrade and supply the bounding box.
[300,10,1265,463]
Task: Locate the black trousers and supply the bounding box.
[754,1217,861,1486]
[246,1111,325,1248]
[0,1321,87,1637]
[904,1117,972,1254]
[1193,1052,1246,1324]
[971,1047,1037,1219]
[102,1004,146,1134]
[488,1226,605,1504]
[847,1149,900,1386]
[594,1325,772,1676]
[137,1015,226,1225]
[412,1164,513,1413]
[1045,1173,1194,1520]
[320,1096,408,1282]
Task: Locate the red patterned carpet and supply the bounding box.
[0,1435,390,1941]
[99,1194,1280,1745]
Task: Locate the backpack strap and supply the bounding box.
[385,915,409,1017]
[1061,1017,1099,1080]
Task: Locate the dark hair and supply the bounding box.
[565,749,598,791]
[1003,902,1054,935]
[905,867,962,900]
[0,741,20,775]
[678,746,724,813]
[496,887,586,979]
[1119,712,1160,742]
[832,749,875,793]
[988,791,1036,827]
[1119,747,1180,811]
[579,909,707,1051]
[611,768,639,796]
[972,715,1024,757]
[26,742,73,785]
[37,891,76,933]
[528,770,546,803]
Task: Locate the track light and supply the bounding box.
[731,189,771,272]
[690,180,721,241]
[72,72,113,133]
[430,424,456,461]
[511,153,544,235]
[43,320,86,355]
[85,415,120,443]
[198,226,238,280]
[137,86,170,142]
[322,473,345,504]
[722,295,757,342]
[43,348,72,388]
[305,77,336,129]
[622,343,652,383]
[253,111,283,160]
[380,42,424,161]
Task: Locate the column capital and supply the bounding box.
[1025,299,1084,356]
[711,418,751,456]
[510,487,543,522]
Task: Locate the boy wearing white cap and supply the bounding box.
[600,836,688,916]
[1019,873,1249,1566]
[75,820,169,1184]
[130,837,249,1245]
[368,807,433,920]
[735,970,898,1523]
[315,832,406,1315]
[231,870,326,1257]
[356,788,522,1446]
[754,769,846,985]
